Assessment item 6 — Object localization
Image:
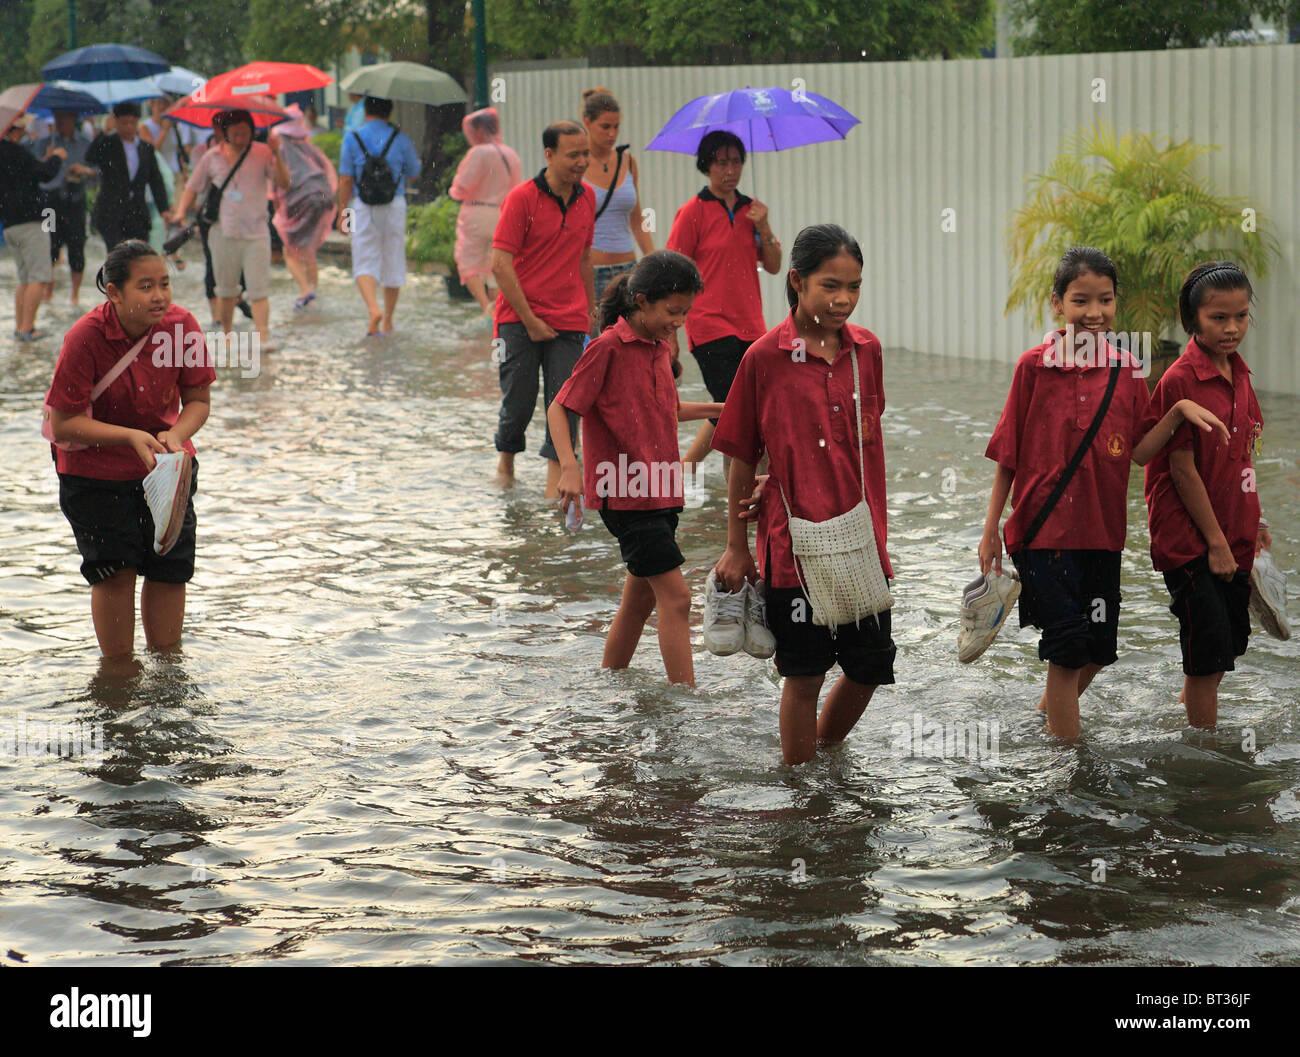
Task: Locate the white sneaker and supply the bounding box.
[703,569,746,656]
[743,579,777,659]
[143,451,192,556]
[1249,550,1291,641]
[957,569,1021,663]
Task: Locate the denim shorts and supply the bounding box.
[1010,549,1121,669]
[1163,556,1251,676]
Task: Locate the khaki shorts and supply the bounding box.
[208,229,271,301]
[6,221,53,285]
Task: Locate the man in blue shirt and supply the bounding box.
[337,96,422,336]
[32,110,95,305]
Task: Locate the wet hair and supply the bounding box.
[466,109,499,138]
[1178,260,1254,334]
[543,120,584,151]
[363,96,393,119]
[696,130,745,174]
[95,239,162,294]
[582,88,619,123]
[785,224,864,308]
[112,101,141,119]
[214,109,254,134]
[1051,246,1119,301]
[599,251,703,374]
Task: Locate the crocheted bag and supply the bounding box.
[777,347,893,629]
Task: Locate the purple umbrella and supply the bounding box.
[646,86,859,154]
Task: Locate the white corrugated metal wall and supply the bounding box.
[489,46,1298,395]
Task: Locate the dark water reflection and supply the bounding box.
[1,259,1297,964]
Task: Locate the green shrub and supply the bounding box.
[313,130,343,170]
[406,194,460,271]
[1006,121,1280,342]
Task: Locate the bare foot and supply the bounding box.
[494,453,515,488]
[367,311,383,335]
[1036,693,1047,713]
[381,316,394,334]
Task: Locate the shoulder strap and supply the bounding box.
[217,145,251,192]
[351,130,372,159]
[89,330,152,402]
[1019,356,1122,550]
[379,126,400,159]
[593,144,629,223]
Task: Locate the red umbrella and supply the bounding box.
[200,61,332,101]
[0,83,41,136]
[165,92,290,128]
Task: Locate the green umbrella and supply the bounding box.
[339,62,467,107]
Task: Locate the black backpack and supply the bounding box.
[352,127,401,206]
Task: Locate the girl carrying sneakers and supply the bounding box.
[712,224,893,766]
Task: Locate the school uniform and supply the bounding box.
[554,316,684,577]
[665,188,766,417]
[985,333,1151,668]
[711,313,896,685]
[492,171,595,461]
[1144,338,1263,675]
[45,302,214,584]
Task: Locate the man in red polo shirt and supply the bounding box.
[666,130,782,469]
[492,120,596,495]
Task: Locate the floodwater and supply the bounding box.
[1,253,1297,966]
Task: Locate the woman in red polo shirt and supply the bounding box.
[1144,261,1271,728]
[666,130,782,470]
[548,251,721,687]
[979,247,1229,740]
[712,225,893,766]
[44,240,214,659]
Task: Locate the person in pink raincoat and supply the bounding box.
[270,105,337,310]
[449,107,521,315]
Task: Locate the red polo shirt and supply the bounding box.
[985,333,1151,553]
[45,301,214,481]
[710,313,892,590]
[666,187,765,349]
[492,170,595,333]
[1144,338,1262,573]
[554,316,683,511]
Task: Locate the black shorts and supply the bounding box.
[598,506,683,578]
[1163,556,1251,677]
[1009,549,1120,669]
[58,461,199,586]
[690,335,748,423]
[766,586,896,686]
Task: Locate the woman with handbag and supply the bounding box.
[712,225,894,766]
[168,109,290,351]
[580,89,655,319]
[979,247,1230,739]
[43,240,214,659]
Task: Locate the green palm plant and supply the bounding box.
[1006,121,1279,344]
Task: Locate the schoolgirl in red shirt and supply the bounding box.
[1144,261,1270,728]
[980,247,1227,739]
[45,240,214,658]
[548,251,723,687]
[712,224,891,766]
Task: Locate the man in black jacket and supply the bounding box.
[1,114,65,340]
[85,101,170,249]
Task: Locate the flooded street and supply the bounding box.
[1,256,1298,965]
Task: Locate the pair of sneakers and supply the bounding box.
[1250,549,1292,640]
[142,451,192,556]
[703,570,775,659]
[957,568,1022,663]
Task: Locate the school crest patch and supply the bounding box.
[1106,431,1125,458]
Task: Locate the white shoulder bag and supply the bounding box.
[776,347,893,630]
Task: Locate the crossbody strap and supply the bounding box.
[216,145,251,193]
[593,144,629,223]
[89,331,152,402]
[1019,354,1123,550]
